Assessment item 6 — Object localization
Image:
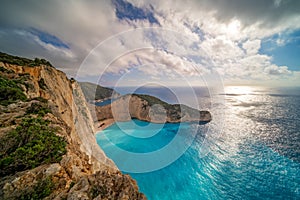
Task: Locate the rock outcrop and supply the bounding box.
[91,94,211,124]
[0,53,145,199]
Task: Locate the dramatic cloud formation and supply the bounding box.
[0,0,299,86]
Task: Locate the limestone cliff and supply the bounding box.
[91,94,211,124]
[0,52,145,199]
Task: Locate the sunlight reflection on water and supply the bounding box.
[97,86,300,199]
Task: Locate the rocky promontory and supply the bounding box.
[89,92,211,126]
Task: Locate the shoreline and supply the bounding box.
[94,119,115,133]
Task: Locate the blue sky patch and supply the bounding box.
[112,0,159,25]
[29,28,69,49]
[260,29,300,71]
[183,22,205,41]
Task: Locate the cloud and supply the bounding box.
[187,0,300,28]
[0,0,299,86]
[130,0,300,38]
[0,1,131,72]
[106,48,209,77]
[273,0,282,8]
[242,40,261,55]
[200,36,244,61]
[0,28,75,66]
[264,65,291,75]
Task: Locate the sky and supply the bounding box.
[0,0,299,87]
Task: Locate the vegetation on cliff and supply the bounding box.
[0,52,145,199]
[0,74,27,106]
[79,81,120,101]
[0,52,53,67]
[0,54,67,177]
[133,94,170,108]
[0,116,67,176]
[0,58,66,198]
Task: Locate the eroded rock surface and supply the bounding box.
[0,55,145,200]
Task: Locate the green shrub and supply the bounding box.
[0,76,27,106]
[38,78,47,90]
[26,102,52,117]
[0,117,67,176]
[30,96,48,103]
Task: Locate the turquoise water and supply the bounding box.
[96,87,300,199]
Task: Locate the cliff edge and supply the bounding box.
[0,52,145,199]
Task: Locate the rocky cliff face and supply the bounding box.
[0,56,145,200]
[91,94,211,124]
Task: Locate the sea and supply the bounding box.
[95,86,300,200]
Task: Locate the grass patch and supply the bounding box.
[0,117,67,176]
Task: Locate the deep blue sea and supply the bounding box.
[96,86,300,200]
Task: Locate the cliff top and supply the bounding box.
[0,52,53,67]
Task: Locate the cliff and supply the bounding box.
[90,93,211,125]
[0,52,145,199]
